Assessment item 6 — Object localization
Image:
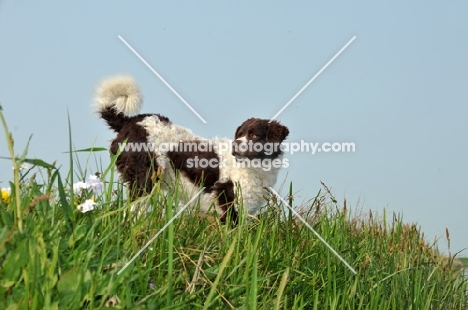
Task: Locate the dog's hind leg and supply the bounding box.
[114,150,159,199]
[210,180,238,225]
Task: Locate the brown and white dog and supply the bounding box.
[94,75,289,222]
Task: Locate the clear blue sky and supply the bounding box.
[1,1,467,255]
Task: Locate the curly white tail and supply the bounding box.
[93,75,142,116]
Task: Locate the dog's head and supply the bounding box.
[232,118,289,160]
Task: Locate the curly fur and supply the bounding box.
[93,75,142,116]
[94,75,289,222]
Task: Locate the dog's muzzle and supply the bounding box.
[232,139,248,160]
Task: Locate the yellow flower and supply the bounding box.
[1,187,11,203]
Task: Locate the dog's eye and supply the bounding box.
[250,133,258,139]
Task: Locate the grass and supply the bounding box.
[459,258,468,268]
[0,107,467,309]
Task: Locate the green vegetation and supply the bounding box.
[1,107,467,309]
[459,258,468,268]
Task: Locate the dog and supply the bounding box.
[94,75,289,223]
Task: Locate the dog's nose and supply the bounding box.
[232,139,245,155]
[232,140,239,153]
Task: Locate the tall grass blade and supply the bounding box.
[203,240,236,309]
[274,267,289,310]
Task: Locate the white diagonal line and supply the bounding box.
[117,187,206,275]
[270,36,356,122]
[268,187,357,275]
[118,35,207,124]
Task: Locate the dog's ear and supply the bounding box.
[266,121,289,142]
[234,125,242,139]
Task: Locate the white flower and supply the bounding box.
[12,163,31,170]
[73,181,89,195]
[77,199,96,213]
[87,175,103,194]
[20,163,30,170]
[73,174,103,198]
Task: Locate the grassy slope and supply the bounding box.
[1,169,467,309]
[0,110,467,309]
